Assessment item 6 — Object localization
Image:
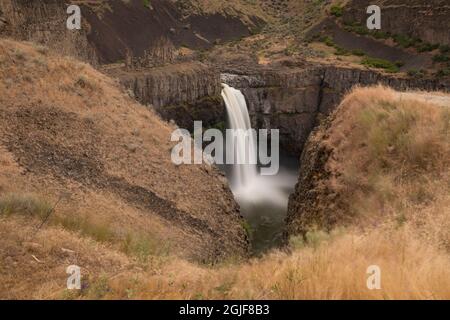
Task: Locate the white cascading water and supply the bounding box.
[221,83,258,189]
[221,83,296,206]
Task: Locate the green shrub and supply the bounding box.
[407,69,424,78]
[433,54,450,63]
[344,24,369,36]
[142,0,151,8]
[322,36,335,47]
[393,34,417,48]
[416,42,439,52]
[240,220,253,238]
[436,68,450,77]
[330,5,343,17]
[440,45,450,54]
[351,49,366,56]
[371,30,390,39]
[335,46,350,56]
[362,57,399,73]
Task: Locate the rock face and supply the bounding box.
[343,0,450,46]
[81,0,261,64]
[0,0,263,65]
[0,0,97,64]
[222,65,450,155]
[110,62,225,132]
[284,118,336,239]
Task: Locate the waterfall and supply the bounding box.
[221,83,258,191]
[221,83,299,252]
[221,83,297,205]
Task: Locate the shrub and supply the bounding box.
[440,45,450,54]
[407,69,424,78]
[344,24,369,36]
[362,57,399,73]
[321,36,335,47]
[371,30,390,39]
[417,42,439,52]
[335,46,350,56]
[433,54,450,63]
[393,34,417,48]
[240,220,253,237]
[436,68,450,77]
[142,0,151,8]
[351,49,365,56]
[330,5,343,17]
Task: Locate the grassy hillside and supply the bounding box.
[0,38,248,294]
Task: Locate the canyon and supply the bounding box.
[0,0,449,300]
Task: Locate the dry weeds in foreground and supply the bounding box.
[101,226,449,300]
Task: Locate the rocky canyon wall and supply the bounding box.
[222,65,450,155]
[344,0,450,46]
[110,62,225,132]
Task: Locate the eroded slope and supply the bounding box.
[0,39,248,265]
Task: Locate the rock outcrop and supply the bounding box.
[222,64,450,155]
[109,62,225,132]
[344,0,450,46]
[0,0,264,64]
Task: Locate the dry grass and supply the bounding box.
[3,206,449,299]
[323,86,450,250]
[94,226,450,300]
